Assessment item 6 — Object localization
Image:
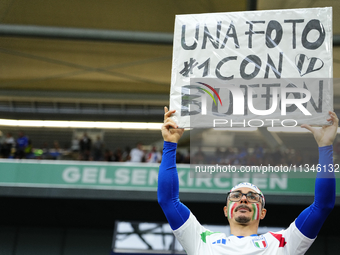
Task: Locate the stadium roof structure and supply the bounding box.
[1,0,340,123]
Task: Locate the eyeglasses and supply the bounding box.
[226,191,263,204]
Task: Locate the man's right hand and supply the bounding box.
[301,111,339,147]
[161,106,184,143]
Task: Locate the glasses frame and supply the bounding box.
[226,191,263,204]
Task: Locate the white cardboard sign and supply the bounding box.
[169,7,333,128]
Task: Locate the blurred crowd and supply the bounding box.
[0,131,164,163]
[1,130,334,166]
[190,142,309,166]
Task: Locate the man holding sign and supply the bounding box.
[158,107,337,254]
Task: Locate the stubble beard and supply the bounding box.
[233,205,252,224]
[235,215,251,224]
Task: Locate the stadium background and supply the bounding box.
[0,0,340,254]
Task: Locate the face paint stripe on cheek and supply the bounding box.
[251,204,259,220]
[251,203,260,220]
[228,202,237,219]
[251,204,256,220]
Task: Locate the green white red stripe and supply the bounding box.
[254,240,267,248]
[252,203,260,220]
[228,202,237,219]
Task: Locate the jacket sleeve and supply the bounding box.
[157,141,190,230]
[295,145,336,238]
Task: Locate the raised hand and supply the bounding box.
[161,106,184,143]
[301,111,339,147]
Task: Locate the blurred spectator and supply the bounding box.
[93,136,104,161]
[40,142,50,159]
[79,133,92,160]
[254,143,264,159]
[1,132,15,158]
[147,146,162,163]
[237,142,249,165]
[71,135,80,152]
[53,140,60,150]
[176,150,184,164]
[222,147,234,164]
[211,147,223,164]
[15,131,29,159]
[24,138,34,159]
[49,140,62,160]
[193,146,206,164]
[183,148,190,164]
[113,148,123,162]
[129,142,145,162]
[104,149,114,161]
[272,147,282,164]
[122,146,131,161]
